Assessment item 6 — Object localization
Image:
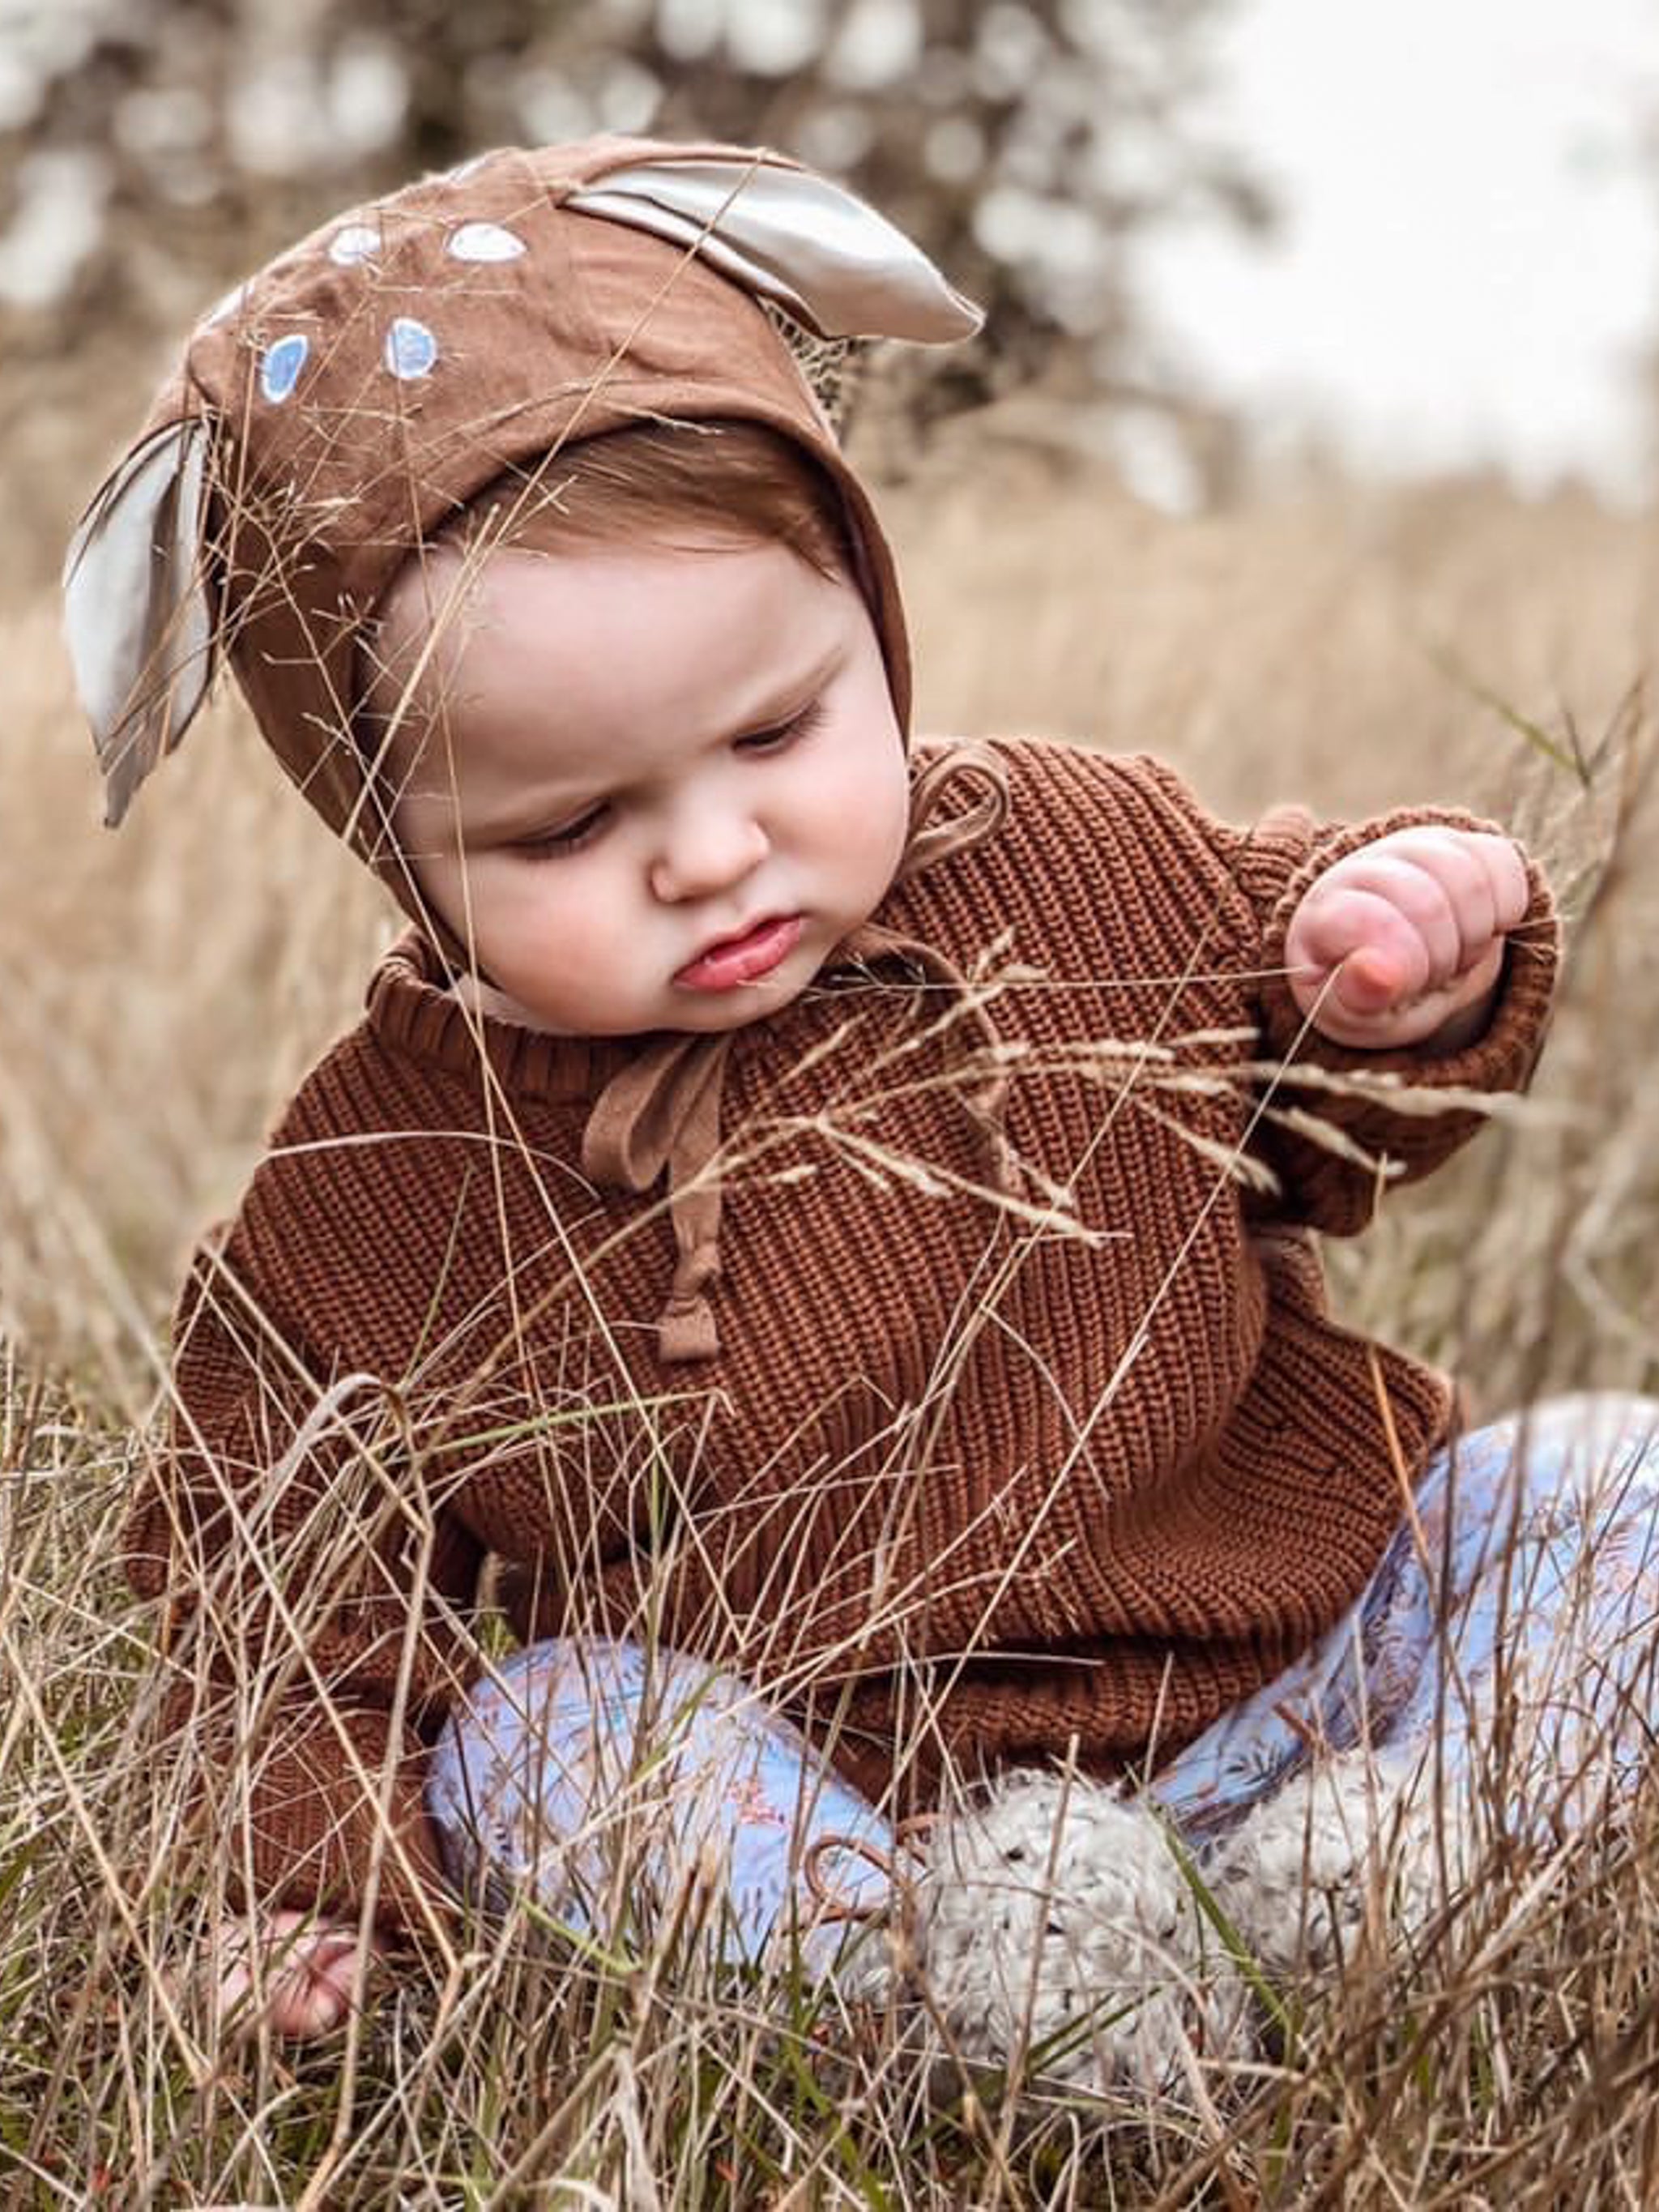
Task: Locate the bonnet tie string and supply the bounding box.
[581,1030,734,1365]
[580,742,1013,1366]
[889,741,1008,890]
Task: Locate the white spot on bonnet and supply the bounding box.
[329,223,383,266]
[447,220,527,263]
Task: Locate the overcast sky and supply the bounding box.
[1135,0,1657,503]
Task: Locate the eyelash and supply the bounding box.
[517,803,607,860]
[736,696,827,754]
[513,698,826,861]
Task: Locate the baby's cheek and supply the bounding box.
[541,894,620,976]
[820,741,908,885]
[495,879,613,996]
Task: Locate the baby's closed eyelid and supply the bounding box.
[503,694,828,856]
[513,800,611,858]
[736,696,827,753]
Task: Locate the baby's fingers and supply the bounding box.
[211,1910,378,2040]
[262,1927,367,2040]
[1286,884,1434,1014]
[1341,828,1528,972]
[1471,830,1530,933]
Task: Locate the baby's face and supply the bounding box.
[374,533,911,1037]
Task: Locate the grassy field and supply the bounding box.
[2,418,1657,2204]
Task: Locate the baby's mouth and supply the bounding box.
[674,915,803,992]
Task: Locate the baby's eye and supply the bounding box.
[514,803,608,860]
[735,698,826,755]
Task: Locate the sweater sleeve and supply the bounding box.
[123,1228,486,1938]
[1134,758,1560,1236]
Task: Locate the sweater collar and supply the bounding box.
[367,935,625,1104]
[366,741,1013,1361]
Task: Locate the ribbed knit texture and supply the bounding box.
[125,738,1559,1932]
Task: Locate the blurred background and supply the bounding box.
[1,0,1655,535]
[2,0,1656,1404]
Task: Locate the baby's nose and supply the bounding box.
[649,809,769,903]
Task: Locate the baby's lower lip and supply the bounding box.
[675,915,803,991]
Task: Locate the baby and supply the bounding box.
[66,138,1580,2048]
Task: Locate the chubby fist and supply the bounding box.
[1286,826,1529,1051]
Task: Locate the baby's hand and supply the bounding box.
[1286,827,1529,1051]
[211,1908,385,2039]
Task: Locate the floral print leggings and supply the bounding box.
[426,1394,1659,1965]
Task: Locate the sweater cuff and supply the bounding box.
[160,1678,457,1941]
[1256,806,1559,1121]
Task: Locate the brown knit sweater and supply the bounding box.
[126,737,1559,1932]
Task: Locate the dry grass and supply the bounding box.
[3,428,1658,2204]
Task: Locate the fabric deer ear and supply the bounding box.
[567,156,983,345]
[62,415,218,827]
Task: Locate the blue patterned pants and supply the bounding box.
[427,1394,1659,1962]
